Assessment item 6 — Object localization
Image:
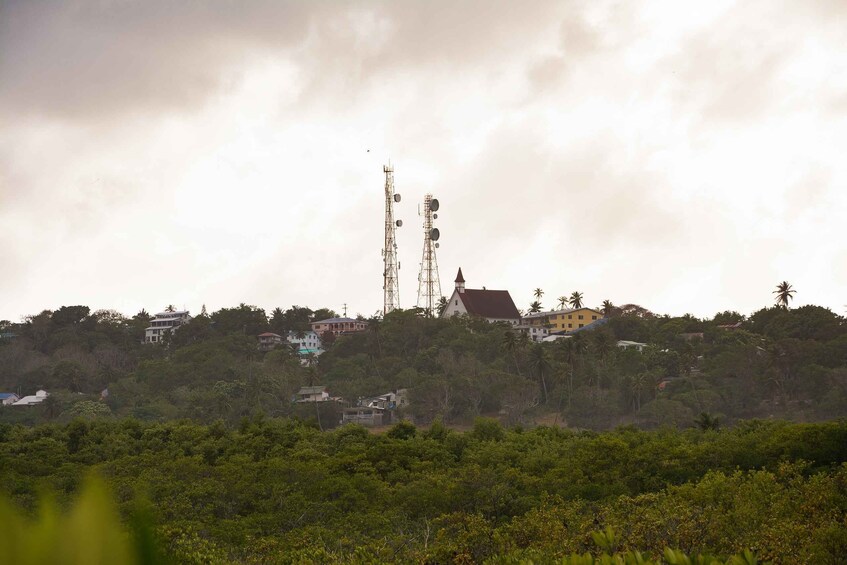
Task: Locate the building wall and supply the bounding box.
[441,289,468,318]
[310,320,368,336]
[287,331,324,354]
[145,311,191,343]
[547,308,602,331]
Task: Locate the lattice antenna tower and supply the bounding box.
[382,164,402,316]
[416,193,442,317]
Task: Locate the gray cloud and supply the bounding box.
[1,0,845,320]
[0,1,319,120]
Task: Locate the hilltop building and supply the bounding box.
[145,310,191,344]
[310,317,368,336]
[440,268,521,325]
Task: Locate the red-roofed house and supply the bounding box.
[440,268,521,325]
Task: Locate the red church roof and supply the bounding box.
[455,268,465,283]
[459,288,520,320]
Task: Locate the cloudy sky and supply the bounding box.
[1,0,845,322]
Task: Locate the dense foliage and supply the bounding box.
[1,419,847,562]
[1,302,845,428]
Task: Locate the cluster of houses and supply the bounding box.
[256,316,371,362]
[441,268,608,342]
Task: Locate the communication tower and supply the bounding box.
[416,193,442,317]
[382,165,402,316]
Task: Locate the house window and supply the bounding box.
[455,300,458,305]
[579,324,584,328]
[568,324,572,328]
[568,314,572,319]
[578,315,584,320]
[592,315,597,320]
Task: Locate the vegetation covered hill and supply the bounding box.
[1,301,845,428]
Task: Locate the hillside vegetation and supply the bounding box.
[1,303,845,428]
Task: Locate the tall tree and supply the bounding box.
[601,300,614,316]
[533,288,544,300]
[528,301,542,314]
[569,291,584,309]
[502,330,522,376]
[528,344,551,403]
[557,296,568,310]
[773,281,796,309]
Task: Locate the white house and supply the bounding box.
[617,340,648,352]
[440,268,521,325]
[13,390,49,406]
[145,310,191,344]
[287,331,324,356]
[295,386,331,403]
[517,324,549,342]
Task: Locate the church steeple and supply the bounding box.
[455,268,465,293]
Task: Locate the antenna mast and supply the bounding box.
[382,164,401,316]
[416,193,442,317]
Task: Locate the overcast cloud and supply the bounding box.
[1,0,845,321]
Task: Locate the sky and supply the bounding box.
[1,0,846,322]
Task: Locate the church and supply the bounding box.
[440,268,521,325]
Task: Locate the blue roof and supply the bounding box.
[0,393,16,399]
[568,317,609,333]
[548,317,609,336]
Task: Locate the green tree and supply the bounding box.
[557,296,568,310]
[569,292,585,309]
[528,301,542,314]
[774,281,796,309]
[694,411,721,431]
[502,330,522,376]
[528,344,551,403]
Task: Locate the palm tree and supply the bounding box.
[165,304,176,312]
[601,300,614,316]
[502,330,522,376]
[528,300,542,314]
[773,281,796,309]
[533,288,544,311]
[568,291,584,309]
[694,412,721,431]
[557,296,568,310]
[437,296,448,316]
[528,344,551,403]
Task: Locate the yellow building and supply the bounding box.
[521,307,603,332]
